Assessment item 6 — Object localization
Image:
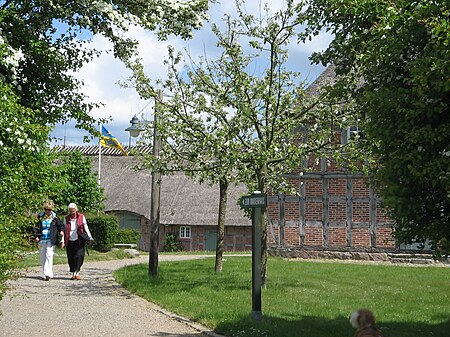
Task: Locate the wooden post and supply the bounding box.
[279,193,285,246]
[346,178,353,247]
[322,177,329,248]
[240,192,266,321]
[369,185,377,248]
[252,205,262,321]
[149,90,162,277]
[321,157,329,247]
[299,179,306,246]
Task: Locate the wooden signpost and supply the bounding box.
[240,191,267,321]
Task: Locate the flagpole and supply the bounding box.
[98,123,102,186]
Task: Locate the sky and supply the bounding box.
[50,1,332,147]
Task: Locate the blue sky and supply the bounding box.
[50,1,332,147]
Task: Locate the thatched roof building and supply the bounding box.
[305,65,336,96]
[53,146,251,227]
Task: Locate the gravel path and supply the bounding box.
[0,255,223,337]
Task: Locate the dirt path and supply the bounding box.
[0,255,223,337]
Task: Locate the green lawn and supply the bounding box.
[114,256,450,337]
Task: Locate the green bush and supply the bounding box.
[86,213,118,252]
[0,217,19,300]
[116,229,140,244]
[162,233,183,252]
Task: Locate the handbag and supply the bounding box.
[78,231,92,255]
[78,231,90,245]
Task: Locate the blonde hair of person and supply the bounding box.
[43,199,55,210]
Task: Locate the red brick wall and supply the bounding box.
[265,172,396,251]
[267,200,278,221]
[353,179,370,196]
[329,178,346,195]
[306,202,323,221]
[353,202,370,222]
[377,207,391,223]
[285,202,299,220]
[140,223,253,252]
[225,227,252,251]
[284,227,300,245]
[376,227,396,248]
[306,179,322,196]
[304,227,323,246]
[328,227,347,247]
[329,202,346,222]
[351,227,371,247]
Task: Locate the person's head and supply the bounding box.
[43,200,55,214]
[68,203,78,215]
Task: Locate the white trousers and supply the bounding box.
[38,241,55,278]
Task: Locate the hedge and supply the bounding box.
[116,229,140,244]
[85,213,118,252]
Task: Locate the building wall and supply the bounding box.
[138,152,397,253]
[138,174,396,252]
[267,155,396,251]
[139,219,252,252]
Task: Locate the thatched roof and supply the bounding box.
[52,145,153,156]
[306,65,336,97]
[90,156,251,227]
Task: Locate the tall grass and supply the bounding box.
[114,257,450,337]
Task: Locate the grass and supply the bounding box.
[19,247,145,268]
[114,256,450,337]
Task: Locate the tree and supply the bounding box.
[129,0,338,282]
[0,81,55,300]
[0,0,210,298]
[54,151,105,214]
[303,0,450,253]
[136,45,243,273]
[0,0,210,131]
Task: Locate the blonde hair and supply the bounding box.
[43,199,55,210]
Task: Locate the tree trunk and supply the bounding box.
[215,178,228,272]
[149,90,163,277]
[256,165,268,286]
[260,208,268,286]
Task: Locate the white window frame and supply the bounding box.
[179,226,191,239]
[342,125,360,144]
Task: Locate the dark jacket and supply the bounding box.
[34,212,65,246]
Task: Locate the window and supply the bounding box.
[179,226,191,239]
[342,126,361,144]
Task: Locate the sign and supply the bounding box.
[240,194,267,209]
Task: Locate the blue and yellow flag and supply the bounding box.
[100,126,128,156]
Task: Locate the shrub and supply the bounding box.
[116,229,140,244]
[86,213,118,252]
[162,233,183,252]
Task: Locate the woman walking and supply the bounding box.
[64,203,93,280]
[33,200,65,281]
